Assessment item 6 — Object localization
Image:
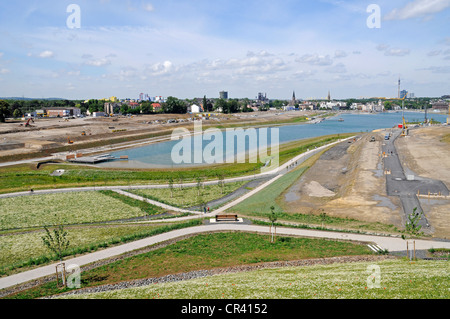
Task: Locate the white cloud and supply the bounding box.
[421,66,450,73]
[39,50,54,58]
[0,68,10,74]
[334,50,348,58]
[325,63,347,73]
[143,3,155,12]
[147,61,174,76]
[385,0,450,20]
[84,58,111,67]
[296,54,333,66]
[376,44,390,51]
[427,50,442,56]
[384,48,411,56]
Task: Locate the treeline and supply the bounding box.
[0,96,293,122]
[0,99,84,122]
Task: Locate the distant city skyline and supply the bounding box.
[1,0,450,100]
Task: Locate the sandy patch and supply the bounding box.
[304,181,335,197]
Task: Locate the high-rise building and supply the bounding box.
[220,91,228,100]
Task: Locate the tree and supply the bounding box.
[202,95,207,112]
[141,101,153,114]
[214,98,228,113]
[228,99,240,113]
[42,224,70,262]
[217,174,225,194]
[319,210,327,228]
[269,206,278,243]
[120,104,129,115]
[168,176,174,198]
[405,207,423,237]
[0,100,10,123]
[383,101,393,111]
[13,109,22,118]
[196,175,203,196]
[164,96,187,114]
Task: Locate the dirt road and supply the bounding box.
[282,132,403,227]
[395,126,450,238]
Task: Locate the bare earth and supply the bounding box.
[395,126,450,238]
[282,132,403,229]
[0,111,316,158]
[282,125,450,238]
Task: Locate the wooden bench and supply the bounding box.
[215,214,239,222]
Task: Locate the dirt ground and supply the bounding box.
[281,131,403,227]
[395,125,450,238]
[281,125,450,238]
[0,110,315,158]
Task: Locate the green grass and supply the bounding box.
[0,220,203,277]
[0,191,150,230]
[228,153,318,215]
[5,232,372,299]
[98,190,165,216]
[59,259,450,299]
[129,181,246,209]
[250,213,401,235]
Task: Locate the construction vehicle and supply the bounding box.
[24,118,34,127]
[81,131,86,136]
[68,137,74,144]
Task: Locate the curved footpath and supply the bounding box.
[2,136,449,292]
[1,224,450,291]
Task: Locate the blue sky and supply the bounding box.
[0,0,449,100]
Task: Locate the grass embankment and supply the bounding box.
[0,133,353,194]
[0,220,203,277]
[0,191,163,231]
[60,259,450,299]
[129,181,246,209]
[230,143,400,235]
[5,232,372,299]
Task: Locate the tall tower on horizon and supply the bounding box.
[289,91,296,107]
[328,90,331,101]
[398,77,401,99]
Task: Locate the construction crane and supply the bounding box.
[400,92,408,137]
[448,103,450,125]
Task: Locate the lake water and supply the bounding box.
[98,111,447,169]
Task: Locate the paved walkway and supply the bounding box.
[1,223,449,291]
[0,139,352,290]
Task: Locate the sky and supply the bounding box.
[0,0,449,100]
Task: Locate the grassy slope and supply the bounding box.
[61,259,450,299]
[129,181,246,209]
[0,220,203,277]
[0,191,150,230]
[6,232,372,299]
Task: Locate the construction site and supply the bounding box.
[0,111,318,160]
